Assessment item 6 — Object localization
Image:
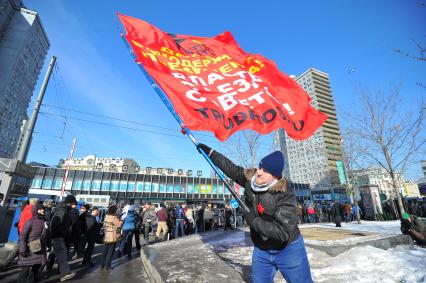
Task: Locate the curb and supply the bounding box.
[140,247,163,283]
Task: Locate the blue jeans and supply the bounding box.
[120,230,134,256]
[175,219,185,238]
[252,235,312,283]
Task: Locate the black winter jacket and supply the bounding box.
[209,149,300,251]
[85,214,101,242]
[50,202,70,239]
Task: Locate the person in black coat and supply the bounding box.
[197,144,313,283]
[331,202,342,227]
[50,195,76,281]
[196,204,205,233]
[82,207,101,266]
[43,199,54,222]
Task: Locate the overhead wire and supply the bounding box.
[39,105,274,150]
[30,137,202,162]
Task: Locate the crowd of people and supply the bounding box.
[12,195,245,282]
[10,188,425,282]
[296,202,362,226]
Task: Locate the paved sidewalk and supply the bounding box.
[0,245,149,283]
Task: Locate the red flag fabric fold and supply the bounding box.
[118,13,328,141]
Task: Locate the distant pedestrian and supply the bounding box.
[18,199,38,235]
[344,203,352,223]
[224,206,232,230]
[167,206,176,239]
[17,203,48,283]
[142,203,157,244]
[195,204,205,233]
[175,204,185,238]
[43,199,54,222]
[134,206,143,250]
[101,205,122,270]
[156,204,169,241]
[119,205,136,258]
[307,205,316,223]
[50,195,76,281]
[331,202,342,227]
[185,206,195,234]
[82,207,101,267]
[69,203,82,258]
[296,203,303,224]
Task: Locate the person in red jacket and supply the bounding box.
[18,199,38,235]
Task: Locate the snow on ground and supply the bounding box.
[300,220,403,235]
[206,222,426,282]
[309,245,426,283]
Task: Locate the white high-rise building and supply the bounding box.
[274,68,347,201]
[0,1,49,158]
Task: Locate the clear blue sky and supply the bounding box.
[25,0,425,180]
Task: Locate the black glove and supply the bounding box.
[243,208,256,227]
[400,219,412,234]
[196,143,212,155]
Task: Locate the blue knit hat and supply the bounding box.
[259,151,284,178]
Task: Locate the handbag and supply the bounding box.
[29,239,42,253]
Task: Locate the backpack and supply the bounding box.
[103,220,121,244]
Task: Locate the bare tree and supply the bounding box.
[394,39,426,62]
[343,84,426,217]
[394,39,426,89]
[341,132,364,223]
[226,130,263,168]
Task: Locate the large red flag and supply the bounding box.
[118,14,327,141]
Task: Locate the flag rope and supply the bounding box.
[118,28,249,212]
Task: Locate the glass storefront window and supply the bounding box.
[166,184,173,193]
[174,185,181,193]
[212,184,218,194]
[72,180,82,190]
[194,184,200,193]
[136,182,143,192]
[82,180,91,191]
[119,181,127,192]
[127,182,135,192]
[52,178,63,190]
[92,180,101,191]
[42,178,52,189]
[32,178,42,188]
[187,184,194,194]
[110,181,119,191]
[152,183,159,193]
[102,181,110,192]
[143,182,151,192]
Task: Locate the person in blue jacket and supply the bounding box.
[119,205,136,259]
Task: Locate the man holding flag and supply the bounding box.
[118,13,323,283]
[197,144,312,282]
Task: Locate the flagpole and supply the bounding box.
[119,33,249,213]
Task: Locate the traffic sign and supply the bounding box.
[230,198,239,208]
